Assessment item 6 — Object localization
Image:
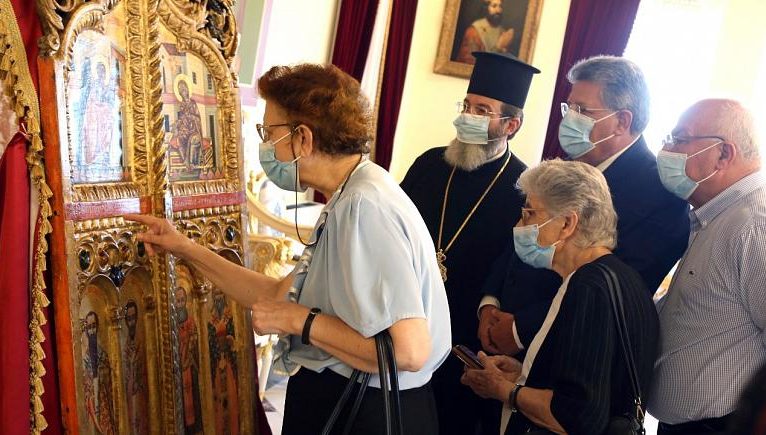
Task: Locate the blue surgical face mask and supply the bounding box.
[657,141,721,200]
[558,110,617,159]
[258,129,307,192]
[513,217,561,270]
[453,113,491,144]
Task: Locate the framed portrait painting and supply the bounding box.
[435,0,544,78]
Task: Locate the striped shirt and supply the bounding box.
[648,171,766,424]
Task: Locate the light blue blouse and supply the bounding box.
[284,160,451,389]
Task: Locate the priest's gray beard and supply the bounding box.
[444,138,507,171]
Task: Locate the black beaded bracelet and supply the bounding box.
[301,307,321,345]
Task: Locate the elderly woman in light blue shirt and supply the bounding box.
[127,63,450,434]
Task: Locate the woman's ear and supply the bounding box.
[559,212,579,242]
[292,124,314,157]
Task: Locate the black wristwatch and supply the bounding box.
[301,307,321,345]
[509,383,524,413]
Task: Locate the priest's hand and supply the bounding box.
[487,310,522,355]
[478,305,500,353]
[124,214,194,257]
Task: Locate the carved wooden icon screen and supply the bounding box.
[38,0,261,433]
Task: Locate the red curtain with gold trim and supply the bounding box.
[3,1,63,433]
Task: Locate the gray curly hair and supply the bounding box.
[517,159,617,249]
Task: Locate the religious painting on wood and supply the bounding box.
[66,3,129,183]
[159,30,223,181]
[434,0,543,78]
[119,270,152,435]
[175,264,204,434]
[208,291,240,434]
[79,282,118,435]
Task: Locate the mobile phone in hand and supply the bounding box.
[451,344,485,369]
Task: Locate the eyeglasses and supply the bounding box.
[456,101,505,117]
[662,134,726,149]
[520,207,546,223]
[560,102,613,117]
[256,123,293,142]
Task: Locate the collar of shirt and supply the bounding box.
[596,135,640,172]
[690,170,766,231]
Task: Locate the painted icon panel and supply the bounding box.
[159,27,223,182]
[66,4,129,184]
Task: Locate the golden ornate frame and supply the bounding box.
[37,0,257,433]
[158,0,242,198]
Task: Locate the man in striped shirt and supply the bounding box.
[649,99,766,435]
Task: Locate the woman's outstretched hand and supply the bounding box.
[124,214,192,257]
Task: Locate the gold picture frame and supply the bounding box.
[434,0,544,78]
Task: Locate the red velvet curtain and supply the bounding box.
[0,133,31,435]
[374,1,419,170]
[540,0,642,159]
[314,0,380,203]
[7,1,64,433]
[331,0,380,81]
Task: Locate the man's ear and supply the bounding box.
[716,141,737,170]
[504,117,522,136]
[292,124,314,157]
[615,110,633,136]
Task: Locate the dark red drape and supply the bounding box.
[540,0,641,159]
[8,2,64,432]
[331,0,380,81]
[10,0,41,93]
[314,0,380,203]
[0,133,31,435]
[374,0,419,170]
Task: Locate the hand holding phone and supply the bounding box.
[451,344,484,369]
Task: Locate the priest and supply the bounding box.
[401,52,550,435]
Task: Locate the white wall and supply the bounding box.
[241,0,339,203]
[388,0,572,181]
[254,0,339,74]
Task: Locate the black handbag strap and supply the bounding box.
[595,263,645,426]
[381,331,403,435]
[321,330,403,435]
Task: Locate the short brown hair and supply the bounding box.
[258,64,372,155]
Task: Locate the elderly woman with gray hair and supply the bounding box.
[462,159,659,435]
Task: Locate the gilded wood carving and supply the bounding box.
[37,0,255,433]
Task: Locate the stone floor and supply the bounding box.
[262,376,288,435]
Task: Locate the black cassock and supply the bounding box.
[401,145,526,435]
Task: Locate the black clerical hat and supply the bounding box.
[466,52,541,108]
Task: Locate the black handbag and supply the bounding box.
[595,264,646,435]
[321,330,403,435]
